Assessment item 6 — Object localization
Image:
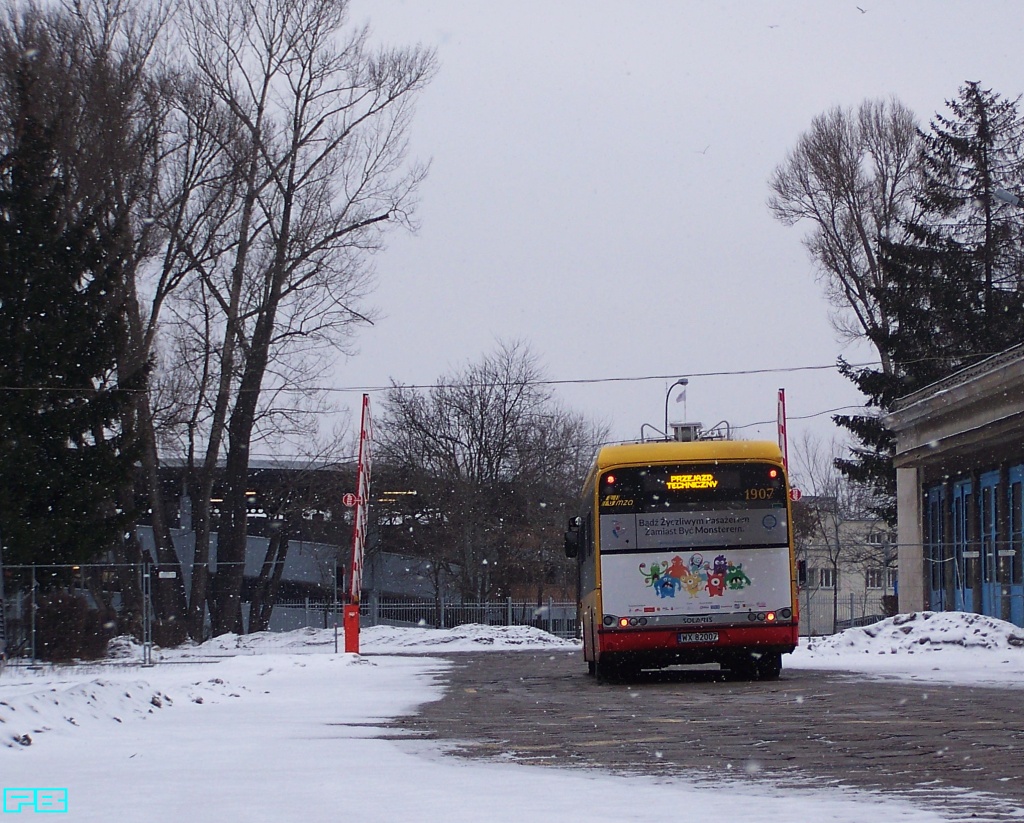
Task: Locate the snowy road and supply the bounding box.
[395,649,1024,822]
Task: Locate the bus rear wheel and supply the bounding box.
[594,654,639,683]
[730,650,782,681]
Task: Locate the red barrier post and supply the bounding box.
[343,604,360,653]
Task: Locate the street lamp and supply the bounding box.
[664,378,688,439]
[994,187,1021,207]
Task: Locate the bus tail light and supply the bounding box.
[604,615,650,629]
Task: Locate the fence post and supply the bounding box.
[141,559,153,666]
[506,596,512,627]
[30,565,36,664]
[440,595,446,629]
[803,583,810,636]
[548,596,554,634]
[333,559,339,654]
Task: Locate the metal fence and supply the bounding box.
[364,595,577,638]
[0,561,581,664]
[267,596,577,638]
[799,589,894,636]
[278,594,893,640]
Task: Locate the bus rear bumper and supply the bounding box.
[599,623,798,656]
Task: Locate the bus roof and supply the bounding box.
[594,440,784,471]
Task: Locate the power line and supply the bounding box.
[0,360,869,395]
[2,349,1008,396]
[5,350,1011,395]
[732,405,877,431]
[315,360,881,394]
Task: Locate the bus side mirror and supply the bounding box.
[564,516,580,558]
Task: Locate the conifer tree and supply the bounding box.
[0,29,143,565]
[835,82,1024,519]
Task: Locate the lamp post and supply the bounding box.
[664,378,688,439]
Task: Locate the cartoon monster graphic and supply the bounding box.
[639,562,664,587]
[679,569,703,597]
[654,574,682,599]
[688,553,705,574]
[713,554,728,575]
[666,556,688,579]
[726,563,751,590]
[705,571,726,597]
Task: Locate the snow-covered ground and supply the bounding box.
[1,612,1022,822]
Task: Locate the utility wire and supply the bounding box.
[0,360,875,395]
[2,350,1007,395]
[732,405,881,431]
[311,360,879,394]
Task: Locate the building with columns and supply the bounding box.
[885,343,1024,626]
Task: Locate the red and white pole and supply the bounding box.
[344,394,372,654]
[777,388,789,472]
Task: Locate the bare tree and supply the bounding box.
[245,439,353,633]
[166,0,436,635]
[768,97,922,376]
[370,463,458,621]
[65,0,244,644]
[378,342,607,602]
[791,433,884,632]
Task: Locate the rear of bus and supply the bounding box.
[583,440,798,680]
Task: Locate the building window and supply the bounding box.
[866,568,883,589]
[866,532,883,546]
[818,567,837,589]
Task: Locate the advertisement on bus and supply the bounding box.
[600,545,792,618]
[598,509,792,619]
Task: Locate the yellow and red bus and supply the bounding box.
[565,439,798,680]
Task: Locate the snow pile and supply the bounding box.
[102,622,577,663]
[802,611,1024,655]
[173,626,340,656]
[0,671,257,748]
[0,623,569,747]
[789,611,1024,688]
[360,622,578,652]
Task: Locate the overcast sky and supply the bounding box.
[333,1,1024,459]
